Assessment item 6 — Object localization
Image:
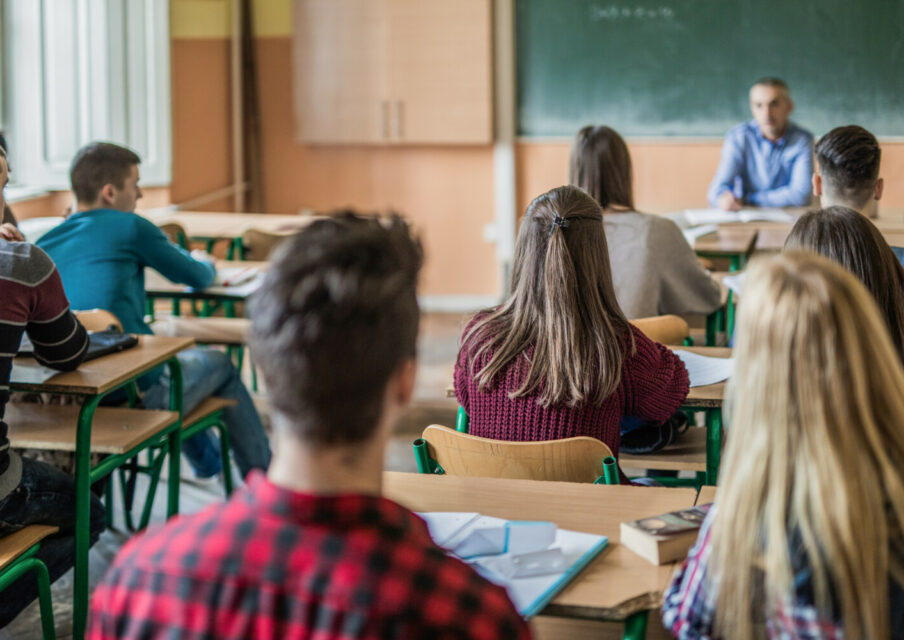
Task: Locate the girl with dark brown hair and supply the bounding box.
[454,185,689,464]
[784,206,904,362]
[570,125,721,318]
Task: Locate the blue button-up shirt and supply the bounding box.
[708,120,814,208]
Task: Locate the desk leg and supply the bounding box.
[705,409,722,486]
[622,611,648,640]
[725,290,735,341]
[166,358,184,519]
[73,395,102,640]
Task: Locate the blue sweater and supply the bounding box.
[37,209,216,334]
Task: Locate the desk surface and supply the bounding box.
[143,211,319,240]
[383,471,697,619]
[145,260,268,300]
[697,485,717,505]
[693,227,758,256]
[680,346,731,408]
[10,335,194,395]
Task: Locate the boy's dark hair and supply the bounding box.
[250,213,422,446]
[70,142,141,204]
[815,125,881,209]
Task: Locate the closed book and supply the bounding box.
[619,503,712,565]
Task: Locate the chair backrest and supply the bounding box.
[158,222,188,248]
[417,424,616,483]
[240,227,299,261]
[631,315,690,345]
[75,309,123,332]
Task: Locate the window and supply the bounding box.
[0,0,171,191]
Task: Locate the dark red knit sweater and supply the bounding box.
[454,324,689,458]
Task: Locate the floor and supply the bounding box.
[3,312,469,639]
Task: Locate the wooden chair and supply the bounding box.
[631,315,692,346]
[413,424,620,484]
[157,222,188,248]
[239,227,299,261]
[0,525,59,639]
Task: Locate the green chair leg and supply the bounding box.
[216,420,234,496]
[0,550,56,640]
[456,406,470,433]
[412,438,444,474]
[623,610,648,640]
[597,455,619,485]
[705,409,723,485]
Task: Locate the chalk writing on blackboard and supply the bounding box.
[590,5,675,21]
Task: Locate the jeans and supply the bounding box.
[142,347,271,479]
[0,455,105,628]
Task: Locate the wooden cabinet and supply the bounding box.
[293,0,493,144]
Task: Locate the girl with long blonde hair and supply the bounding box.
[454,185,689,462]
[662,251,904,638]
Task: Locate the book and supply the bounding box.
[619,503,712,565]
[418,512,608,618]
[214,266,260,287]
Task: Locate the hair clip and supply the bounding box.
[549,215,570,237]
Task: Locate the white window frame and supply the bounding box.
[1,0,171,192]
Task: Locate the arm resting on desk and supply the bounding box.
[134,217,216,289]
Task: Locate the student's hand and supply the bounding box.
[0,223,24,242]
[190,249,216,264]
[717,191,743,211]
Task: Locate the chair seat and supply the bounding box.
[620,427,707,472]
[6,403,179,455]
[183,396,237,426]
[0,525,59,571]
[151,317,249,345]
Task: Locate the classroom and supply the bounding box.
[2,0,904,638]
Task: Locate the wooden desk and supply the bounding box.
[145,260,268,304]
[10,335,194,640]
[694,227,758,271]
[697,485,717,505]
[143,210,318,240]
[383,472,697,621]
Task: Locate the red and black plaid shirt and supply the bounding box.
[88,472,531,639]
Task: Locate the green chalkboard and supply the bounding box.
[516,0,904,137]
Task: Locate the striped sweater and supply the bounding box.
[454,323,689,460]
[0,240,88,499]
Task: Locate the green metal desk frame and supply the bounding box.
[11,357,185,640]
[0,543,56,639]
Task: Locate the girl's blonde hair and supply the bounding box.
[711,251,904,639]
[461,185,632,408]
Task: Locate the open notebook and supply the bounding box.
[419,512,608,618]
[683,208,794,226]
[213,266,261,287]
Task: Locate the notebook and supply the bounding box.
[18,329,138,362]
[672,350,734,387]
[683,208,794,226]
[419,512,608,618]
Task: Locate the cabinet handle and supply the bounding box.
[394,100,403,140]
[381,100,390,139]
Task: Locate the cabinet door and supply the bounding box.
[293,0,389,143]
[387,0,493,144]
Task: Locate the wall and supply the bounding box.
[170,0,499,299]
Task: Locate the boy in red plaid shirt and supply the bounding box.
[87,214,530,639]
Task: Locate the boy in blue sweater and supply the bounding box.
[39,142,270,481]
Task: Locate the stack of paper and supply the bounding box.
[419,512,608,618]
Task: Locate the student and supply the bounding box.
[455,185,688,463]
[708,77,813,210]
[662,252,904,638]
[784,206,904,361]
[38,142,270,480]
[88,214,530,639]
[570,125,721,318]
[0,145,104,628]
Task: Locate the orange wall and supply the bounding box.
[12,187,171,220]
[517,140,904,218]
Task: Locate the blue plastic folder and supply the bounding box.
[418,512,609,618]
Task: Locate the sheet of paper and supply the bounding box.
[684,208,794,226]
[672,349,734,387]
[418,512,480,546]
[722,272,746,296]
[214,266,260,287]
[681,224,718,246]
[10,361,61,385]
